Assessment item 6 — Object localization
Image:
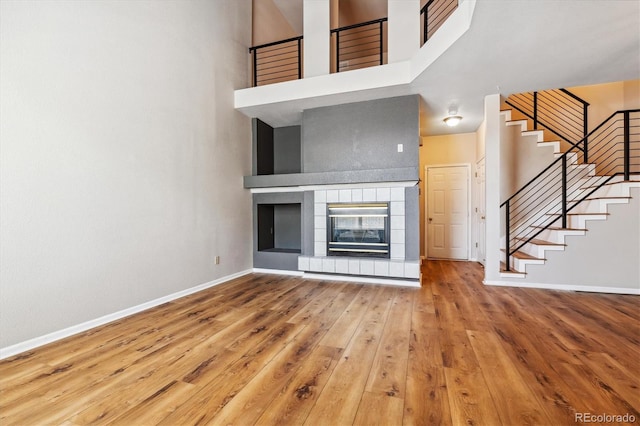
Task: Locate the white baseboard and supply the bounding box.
[0,269,253,360]
[303,272,420,288]
[484,279,640,295]
[253,268,304,276]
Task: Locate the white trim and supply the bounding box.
[250,187,306,194]
[253,268,304,276]
[303,272,420,287]
[250,181,419,194]
[424,163,472,260]
[483,279,640,295]
[302,181,418,191]
[0,269,253,360]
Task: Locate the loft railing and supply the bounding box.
[421,0,458,45]
[249,36,303,87]
[501,109,640,271]
[506,89,590,160]
[331,17,387,73]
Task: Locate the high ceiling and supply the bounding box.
[247,0,640,135]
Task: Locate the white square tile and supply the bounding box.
[339,189,352,202]
[390,215,405,230]
[389,261,404,277]
[315,216,326,229]
[390,201,405,216]
[348,259,360,275]
[362,188,376,201]
[315,228,326,243]
[391,243,405,260]
[314,202,326,216]
[405,262,420,279]
[315,242,326,257]
[310,257,323,272]
[376,187,390,202]
[374,260,389,276]
[315,190,326,203]
[326,190,339,202]
[335,258,349,274]
[391,229,405,244]
[298,256,310,271]
[390,187,405,201]
[351,189,363,202]
[322,258,336,273]
[360,260,374,275]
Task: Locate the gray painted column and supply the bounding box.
[303,0,330,77]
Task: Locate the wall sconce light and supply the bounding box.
[443,109,462,127]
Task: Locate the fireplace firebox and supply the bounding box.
[327,203,390,258]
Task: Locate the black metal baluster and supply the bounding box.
[336,32,340,72]
[583,103,589,163]
[533,91,538,130]
[297,38,302,79]
[252,49,258,87]
[562,155,567,228]
[505,200,511,271]
[624,111,630,181]
[379,20,384,66]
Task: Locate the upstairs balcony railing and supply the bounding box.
[249,36,303,87]
[331,17,387,73]
[421,0,458,45]
[249,2,458,86]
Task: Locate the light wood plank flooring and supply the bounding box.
[1,261,638,425]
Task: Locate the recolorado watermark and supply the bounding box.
[575,412,636,423]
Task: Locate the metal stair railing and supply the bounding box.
[501,109,640,271]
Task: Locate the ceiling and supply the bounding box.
[249,0,640,136]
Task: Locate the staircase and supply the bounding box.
[499,92,640,277]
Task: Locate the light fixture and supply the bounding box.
[443,109,462,127]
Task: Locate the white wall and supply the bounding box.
[388,0,420,63]
[0,0,253,349]
[304,0,330,77]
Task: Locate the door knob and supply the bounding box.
[428,218,433,222]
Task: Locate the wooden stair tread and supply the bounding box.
[531,226,587,232]
[545,212,609,216]
[500,262,526,275]
[501,249,544,261]
[569,196,631,202]
[515,238,566,247]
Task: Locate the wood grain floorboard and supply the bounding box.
[1,263,638,425]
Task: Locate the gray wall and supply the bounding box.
[405,186,420,261]
[274,126,301,174]
[302,95,420,173]
[0,0,253,349]
[274,204,302,250]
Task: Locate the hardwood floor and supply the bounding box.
[1,261,638,425]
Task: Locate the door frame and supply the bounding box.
[424,163,472,260]
[474,157,486,265]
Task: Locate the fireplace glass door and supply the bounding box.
[327,203,390,258]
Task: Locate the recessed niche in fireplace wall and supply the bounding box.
[254,118,301,176]
[257,203,302,253]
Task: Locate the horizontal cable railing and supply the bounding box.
[249,36,303,87]
[331,18,387,73]
[501,109,640,271]
[420,0,458,45]
[506,89,590,158]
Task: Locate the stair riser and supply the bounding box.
[571,199,630,214]
[534,229,586,244]
[519,242,565,259]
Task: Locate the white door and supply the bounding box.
[475,158,486,265]
[426,166,469,260]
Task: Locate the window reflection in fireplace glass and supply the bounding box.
[332,216,385,243]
